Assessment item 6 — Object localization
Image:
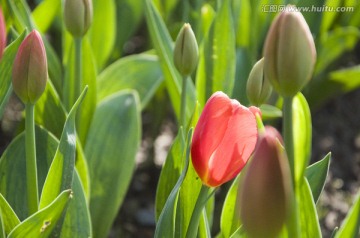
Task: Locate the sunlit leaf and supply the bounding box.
[0,194,20,235]
[335,192,360,238]
[32,0,61,33]
[8,190,72,238]
[306,153,331,203]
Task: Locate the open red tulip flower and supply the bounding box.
[191,91,260,187]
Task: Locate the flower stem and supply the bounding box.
[25,103,38,215]
[283,97,294,180]
[180,75,188,127]
[185,184,210,238]
[74,37,82,102]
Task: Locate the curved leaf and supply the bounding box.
[8,190,72,238]
[335,192,360,238]
[39,87,88,209]
[86,90,141,238]
[0,194,20,235]
[293,93,312,185]
[306,153,331,203]
[32,0,61,33]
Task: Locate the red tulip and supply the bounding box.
[191,91,259,187]
[0,7,6,59]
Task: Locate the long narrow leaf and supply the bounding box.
[0,194,20,235]
[335,192,360,238]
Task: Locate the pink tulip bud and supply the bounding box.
[64,0,93,38]
[0,7,6,59]
[263,5,316,97]
[12,30,48,104]
[240,126,292,238]
[191,91,259,187]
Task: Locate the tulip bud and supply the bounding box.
[12,30,48,104]
[64,0,93,38]
[191,91,259,187]
[0,7,6,59]
[246,58,272,106]
[239,127,291,238]
[263,5,316,97]
[174,23,199,76]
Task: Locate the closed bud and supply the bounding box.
[0,7,6,59]
[64,0,93,38]
[239,127,291,238]
[174,23,199,76]
[12,30,48,104]
[263,5,316,97]
[246,58,272,106]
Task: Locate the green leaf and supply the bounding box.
[196,0,236,106]
[35,80,66,138]
[0,31,26,118]
[259,104,282,120]
[293,93,312,185]
[155,128,186,219]
[59,171,92,238]
[233,48,252,105]
[39,87,88,209]
[144,0,196,123]
[229,226,246,238]
[297,178,322,238]
[75,140,90,201]
[232,0,250,47]
[315,27,360,75]
[0,194,20,235]
[8,190,72,238]
[319,0,342,35]
[97,54,163,109]
[0,210,4,238]
[306,153,331,203]
[86,91,141,238]
[32,0,61,33]
[88,0,116,69]
[219,176,241,238]
[335,192,360,238]
[155,129,193,238]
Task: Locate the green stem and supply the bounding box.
[180,75,188,127]
[185,185,210,238]
[74,37,82,102]
[25,103,38,215]
[283,97,294,181]
[283,96,300,238]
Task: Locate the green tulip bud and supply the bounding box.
[64,0,93,38]
[12,30,48,104]
[174,23,199,76]
[263,5,316,97]
[239,127,292,238]
[0,7,6,59]
[246,58,272,106]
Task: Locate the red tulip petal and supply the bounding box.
[206,101,258,187]
[191,92,233,182]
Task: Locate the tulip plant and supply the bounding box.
[0,0,359,238]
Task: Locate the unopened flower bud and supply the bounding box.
[0,7,6,59]
[246,58,272,106]
[12,30,48,104]
[263,5,316,97]
[64,0,93,38]
[239,127,291,238]
[174,23,199,76]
